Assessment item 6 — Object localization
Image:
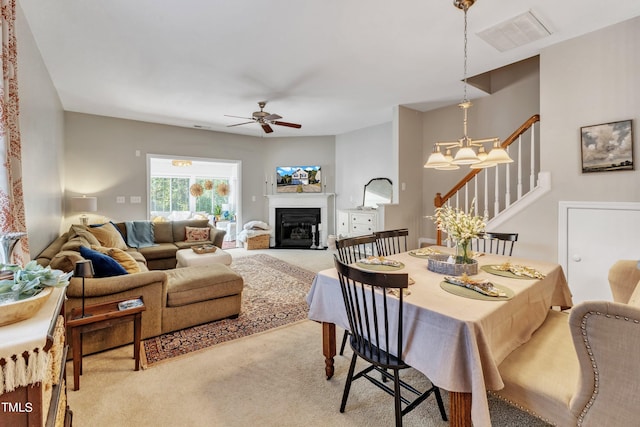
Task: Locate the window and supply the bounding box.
[150,177,189,212]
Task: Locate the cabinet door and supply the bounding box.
[337,211,349,236]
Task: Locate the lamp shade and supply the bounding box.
[71,196,97,213]
[452,147,480,165]
[73,259,94,278]
[424,150,450,168]
[485,147,514,164]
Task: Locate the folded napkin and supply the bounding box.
[358,256,402,267]
[444,274,507,298]
[409,247,440,256]
[493,262,545,279]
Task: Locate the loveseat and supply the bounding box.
[36,219,243,355]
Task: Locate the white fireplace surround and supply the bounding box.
[267,194,333,248]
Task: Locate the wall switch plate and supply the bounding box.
[130,196,142,204]
[116,196,125,204]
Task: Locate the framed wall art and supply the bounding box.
[580,119,633,173]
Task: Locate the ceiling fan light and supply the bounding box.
[452,147,480,164]
[485,146,513,164]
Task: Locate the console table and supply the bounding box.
[0,287,71,427]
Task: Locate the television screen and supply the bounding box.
[276,166,322,193]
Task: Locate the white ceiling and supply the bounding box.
[19,0,640,138]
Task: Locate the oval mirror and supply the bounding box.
[363,178,392,208]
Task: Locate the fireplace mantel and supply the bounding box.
[267,193,335,248]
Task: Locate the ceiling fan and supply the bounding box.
[225,101,302,134]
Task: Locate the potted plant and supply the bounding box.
[213,204,222,221]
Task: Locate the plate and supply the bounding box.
[440,281,513,301]
[0,287,53,327]
[481,265,542,280]
[356,261,405,271]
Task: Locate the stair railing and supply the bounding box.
[434,115,540,245]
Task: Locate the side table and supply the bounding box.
[67,296,146,390]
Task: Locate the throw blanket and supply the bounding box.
[125,221,156,248]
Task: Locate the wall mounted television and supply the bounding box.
[276,166,322,193]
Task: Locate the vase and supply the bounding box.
[0,232,26,266]
[455,239,472,264]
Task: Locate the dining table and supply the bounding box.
[306,247,573,427]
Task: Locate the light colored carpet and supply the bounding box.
[66,248,548,426]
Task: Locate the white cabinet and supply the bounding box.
[337,209,379,237]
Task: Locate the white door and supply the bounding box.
[561,202,640,304]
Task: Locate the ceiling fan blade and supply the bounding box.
[227,121,255,127]
[261,124,274,133]
[272,121,302,129]
[225,115,254,120]
[264,113,282,121]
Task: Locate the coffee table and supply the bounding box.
[67,296,146,390]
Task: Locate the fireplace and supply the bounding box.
[275,208,320,248]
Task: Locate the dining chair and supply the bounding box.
[471,232,518,256]
[334,257,447,426]
[335,234,379,355]
[375,228,409,257]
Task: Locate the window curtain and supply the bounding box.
[0,0,28,264]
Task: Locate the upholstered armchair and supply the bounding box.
[492,261,640,426]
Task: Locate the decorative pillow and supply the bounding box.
[61,236,92,252]
[88,222,128,250]
[243,220,270,230]
[185,226,210,242]
[49,250,85,273]
[91,245,141,274]
[79,246,128,277]
[69,224,101,247]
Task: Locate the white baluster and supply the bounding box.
[530,123,536,190]
[517,134,523,199]
[473,175,479,216]
[483,170,489,219]
[505,147,511,208]
[494,166,500,216]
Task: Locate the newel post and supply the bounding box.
[434,193,444,246]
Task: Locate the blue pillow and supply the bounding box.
[79,246,128,277]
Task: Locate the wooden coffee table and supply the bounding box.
[67,296,146,390]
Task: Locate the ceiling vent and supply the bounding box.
[477,10,551,52]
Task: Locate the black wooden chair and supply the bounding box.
[334,257,447,426]
[375,228,409,257]
[335,234,378,355]
[471,232,518,256]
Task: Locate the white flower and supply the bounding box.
[430,200,486,243]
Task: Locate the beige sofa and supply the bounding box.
[492,260,640,426]
[36,219,243,355]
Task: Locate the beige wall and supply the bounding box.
[17,3,66,257]
[64,112,335,231]
[501,16,640,262]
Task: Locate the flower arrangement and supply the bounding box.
[430,201,486,264]
[204,180,214,190]
[0,261,72,304]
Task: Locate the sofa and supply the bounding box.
[36,219,243,356]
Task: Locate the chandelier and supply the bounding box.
[424,0,513,170]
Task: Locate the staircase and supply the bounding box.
[434,115,549,245]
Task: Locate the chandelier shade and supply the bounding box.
[424,0,513,171]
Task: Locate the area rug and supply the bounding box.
[141,254,316,367]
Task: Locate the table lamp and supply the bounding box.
[74,259,94,318]
[71,195,98,226]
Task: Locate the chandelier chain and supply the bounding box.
[463,7,468,103]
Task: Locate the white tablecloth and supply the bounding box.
[306,249,572,427]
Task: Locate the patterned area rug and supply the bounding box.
[141,254,316,367]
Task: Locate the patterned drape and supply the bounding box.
[0,0,28,264]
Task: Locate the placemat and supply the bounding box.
[481,265,539,280]
[356,262,405,271]
[440,281,514,301]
